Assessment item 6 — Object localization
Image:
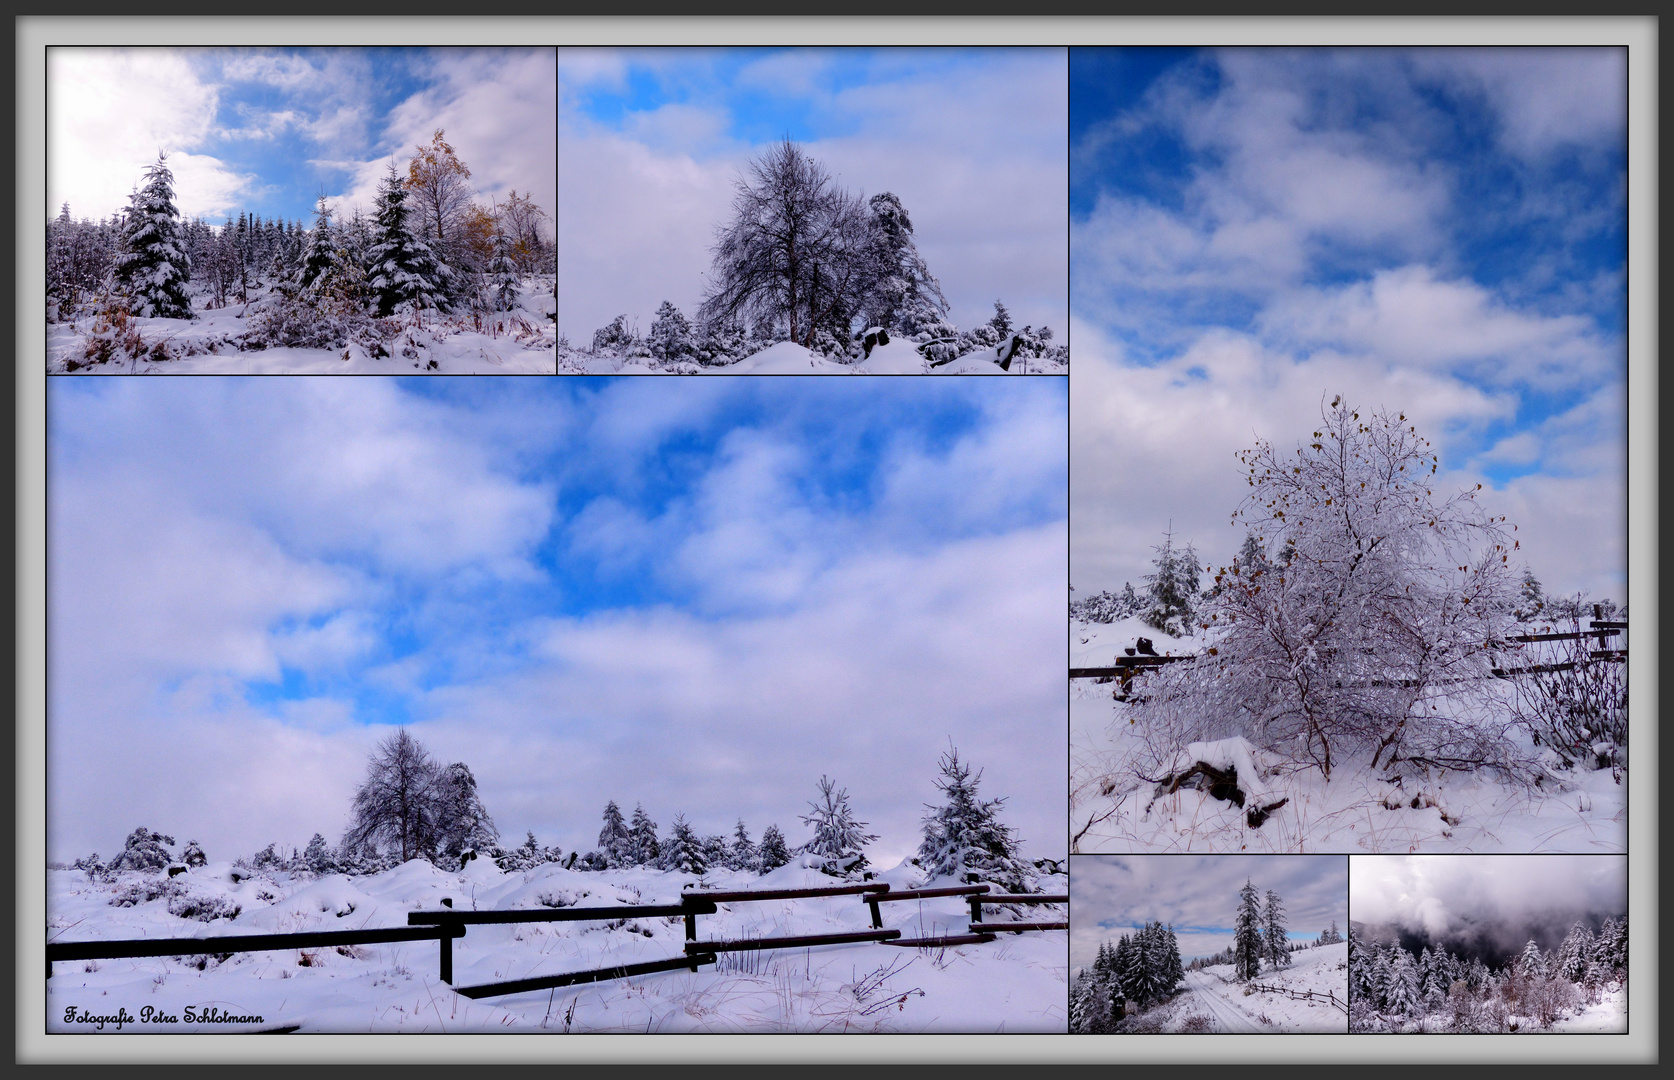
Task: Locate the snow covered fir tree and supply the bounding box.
[1348,916,1628,1033]
[1070,922,1185,1033]
[47,130,556,373]
[561,139,1067,374]
[1071,396,1629,854]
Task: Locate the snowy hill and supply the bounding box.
[1175,942,1349,1033]
[47,859,1067,1033]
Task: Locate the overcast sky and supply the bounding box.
[558,47,1068,343]
[1070,47,1626,605]
[1350,855,1626,962]
[48,378,1066,869]
[1071,855,1347,970]
[47,46,555,229]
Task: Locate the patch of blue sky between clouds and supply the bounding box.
[1069,46,1625,491]
[216,378,1057,722]
[564,48,1007,154]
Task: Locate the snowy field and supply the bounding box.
[47,279,558,375]
[46,860,1067,1034]
[558,338,1067,376]
[1071,617,1626,854]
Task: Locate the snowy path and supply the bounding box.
[1181,970,1266,1033]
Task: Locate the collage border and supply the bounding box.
[14,14,1658,1066]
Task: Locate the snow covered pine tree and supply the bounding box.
[111,153,194,319]
[364,163,453,317]
[917,746,1035,892]
[1234,878,1264,980]
[799,775,879,876]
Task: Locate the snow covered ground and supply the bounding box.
[1548,987,1628,1033]
[1173,944,1348,1033]
[1071,617,1626,854]
[47,279,558,374]
[46,859,1067,1034]
[559,339,1067,376]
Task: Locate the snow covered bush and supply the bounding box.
[106,827,176,874]
[1070,583,1143,624]
[1130,397,1525,781]
[166,891,242,923]
[1509,613,1628,776]
[917,747,1035,892]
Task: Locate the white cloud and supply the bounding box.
[47,47,252,221]
[1410,48,1627,161]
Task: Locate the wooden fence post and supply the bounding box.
[439,925,452,985]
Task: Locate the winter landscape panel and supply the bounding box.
[1070,855,1349,1033]
[45,377,1070,1033]
[45,46,558,373]
[556,47,1069,373]
[1348,855,1628,1033]
[1067,48,1629,855]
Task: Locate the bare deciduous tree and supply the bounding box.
[342,728,451,864]
[1130,397,1523,781]
[700,140,869,351]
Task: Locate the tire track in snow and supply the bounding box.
[1182,971,1265,1033]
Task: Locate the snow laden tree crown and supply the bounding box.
[1130,396,1523,781]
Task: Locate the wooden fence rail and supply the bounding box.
[452,952,719,1000]
[1247,980,1347,1014]
[46,924,465,981]
[50,878,1065,1003]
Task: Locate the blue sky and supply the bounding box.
[1071,855,1348,970]
[1069,47,1627,602]
[558,47,1067,342]
[48,47,555,229]
[48,378,1067,867]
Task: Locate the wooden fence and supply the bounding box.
[1073,617,1627,694]
[48,879,1066,1004]
[1247,980,1347,1014]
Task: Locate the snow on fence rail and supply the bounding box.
[1246,981,1347,1014]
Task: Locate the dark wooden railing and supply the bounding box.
[46,924,465,981]
[50,876,1067,1004]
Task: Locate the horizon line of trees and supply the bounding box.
[65,738,1047,895]
[577,139,1066,369]
[1348,917,1628,1033]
